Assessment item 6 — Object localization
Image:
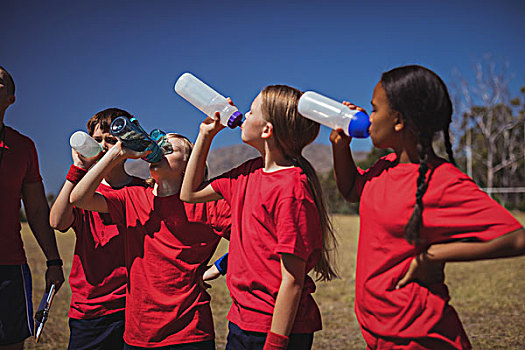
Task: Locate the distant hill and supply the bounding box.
[124,143,369,179]
[207,143,368,177]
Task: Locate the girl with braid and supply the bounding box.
[331,65,525,349]
[181,85,338,350]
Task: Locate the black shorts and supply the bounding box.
[226,322,313,350]
[68,310,125,350]
[124,339,215,350]
[0,264,34,345]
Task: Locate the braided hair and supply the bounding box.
[380,65,455,244]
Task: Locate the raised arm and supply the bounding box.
[70,142,144,213]
[330,128,360,203]
[50,150,98,230]
[180,113,224,203]
[329,102,365,203]
[22,181,65,292]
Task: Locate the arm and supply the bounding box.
[180,113,224,203]
[22,181,65,292]
[329,102,366,203]
[50,150,97,230]
[70,143,145,213]
[397,228,525,288]
[330,129,359,202]
[264,254,306,349]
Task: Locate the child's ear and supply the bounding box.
[393,111,404,132]
[8,95,15,106]
[261,122,273,139]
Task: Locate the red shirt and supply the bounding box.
[104,186,230,347]
[354,153,522,343]
[0,126,42,265]
[68,178,145,319]
[211,158,323,333]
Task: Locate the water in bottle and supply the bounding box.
[174,73,243,128]
[109,116,163,163]
[298,91,370,138]
[69,131,103,158]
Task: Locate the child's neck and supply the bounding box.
[103,163,133,188]
[153,178,181,197]
[260,143,294,173]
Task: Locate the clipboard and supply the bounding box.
[34,284,56,342]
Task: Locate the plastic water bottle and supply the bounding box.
[174,73,243,128]
[69,131,102,158]
[109,116,163,163]
[298,91,370,138]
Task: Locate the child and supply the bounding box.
[330,65,525,349]
[181,85,338,350]
[70,133,231,349]
[50,108,145,350]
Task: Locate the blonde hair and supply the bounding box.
[145,133,195,187]
[261,85,338,281]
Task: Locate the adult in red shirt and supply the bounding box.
[181,85,338,350]
[70,133,231,349]
[0,66,65,349]
[50,108,146,350]
[330,65,525,349]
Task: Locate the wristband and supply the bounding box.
[46,259,63,268]
[214,253,228,275]
[66,164,87,184]
[263,332,289,350]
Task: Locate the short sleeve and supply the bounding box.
[274,197,322,261]
[23,139,42,184]
[427,175,523,243]
[206,199,231,239]
[210,157,263,203]
[354,157,392,197]
[102,188,127,226]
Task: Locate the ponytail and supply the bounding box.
[294,156,338,281]
[404,134,431,245]
[261,85,338,281]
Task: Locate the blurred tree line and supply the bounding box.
[321,58,524,214]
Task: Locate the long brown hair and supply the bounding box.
[261,85,338,281]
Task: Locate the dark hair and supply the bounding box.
[380,65,455,245]
[86,108,132,136]
[0,66,15,95]
[261,85,338,281]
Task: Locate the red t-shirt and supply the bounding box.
[104,186,230,347]
[210,157,323,334]
[0,126,42,265]
[354,153,523,344]
[68,178,145,319]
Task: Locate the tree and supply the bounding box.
[451,57,525,209]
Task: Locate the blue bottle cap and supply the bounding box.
[227,111,243,129]
[347,111,371,138]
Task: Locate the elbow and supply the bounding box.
[69,190,85,208]
[180,189,196,203]
[512,228,525,255]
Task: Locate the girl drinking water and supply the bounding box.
[181,85,337,350]
[330,65,525,349]
[70,133,231,349]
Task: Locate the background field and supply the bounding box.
[22,213,525,349]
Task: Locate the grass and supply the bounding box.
[22,213,525,349]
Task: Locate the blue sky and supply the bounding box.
[3,0,525,193]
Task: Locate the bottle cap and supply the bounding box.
[227,111,243,128]
[348,111,371,138]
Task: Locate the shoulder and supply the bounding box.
[6,126,36,148]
